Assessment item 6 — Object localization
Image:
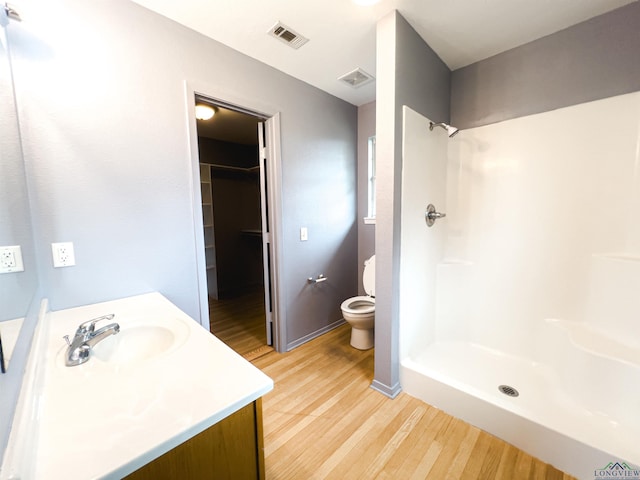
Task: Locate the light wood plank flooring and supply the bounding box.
[252,325,575,480]
[209,289,273,359]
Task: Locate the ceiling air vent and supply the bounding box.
[338,68,375,89]
[268,22,309,49]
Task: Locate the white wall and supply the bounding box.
[401,91,640,362]
[400,107,451,358]
[399,107,447,360]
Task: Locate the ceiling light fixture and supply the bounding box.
[195,104,216,121]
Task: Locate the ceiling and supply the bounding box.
[196,105,261,145]
[132,0,634,107]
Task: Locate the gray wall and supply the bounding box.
[0,10,40,460]
[357,101,375,295]
[452,2,640,129]
[374,11,451,397]
[9,0,357,344]
[0,15,37,322]
[2,0,357,460]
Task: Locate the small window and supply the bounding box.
[365,136,376,223]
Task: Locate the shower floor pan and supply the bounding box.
[400,341,639,480]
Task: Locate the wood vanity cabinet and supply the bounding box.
[124,399,265,480]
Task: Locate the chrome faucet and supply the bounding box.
[63,314,120,366]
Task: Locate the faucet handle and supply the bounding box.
[76,314,116,336]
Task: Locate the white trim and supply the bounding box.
[183,80,285,351]
[264,114,286,353]
[258,124,271,345]
[363,217,376,225]
[185,79,277,120]
[184,82,210,329]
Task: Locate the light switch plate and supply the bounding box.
[0,245,24,274]
[300,227,308,241]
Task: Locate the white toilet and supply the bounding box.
[340,255,375,350]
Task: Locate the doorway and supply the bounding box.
[194,96,275,359]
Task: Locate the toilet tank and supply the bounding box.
[363,255,375,297]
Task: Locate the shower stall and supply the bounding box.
[399,93,640,479]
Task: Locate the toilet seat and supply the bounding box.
[340,296,375,315]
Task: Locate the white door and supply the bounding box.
[258,121,273,345]
[258,114,284,351]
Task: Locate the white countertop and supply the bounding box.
[12,293,273,480]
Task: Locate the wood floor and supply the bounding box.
[252,325,576,480]
[209,289,273,359]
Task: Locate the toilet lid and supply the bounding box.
[363,255,375,297]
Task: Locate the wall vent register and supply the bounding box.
[338,68,375,89]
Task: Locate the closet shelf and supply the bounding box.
[241,229,262,237]
[209,163,259,173]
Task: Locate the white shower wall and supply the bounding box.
[401,92,640,363]
[399,107,448,361]
[399,93,640,476]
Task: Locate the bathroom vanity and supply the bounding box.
[1,293,273,480]
[124,399,265,479]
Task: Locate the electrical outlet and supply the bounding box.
[0,245,24,274]
[52,242,76,268]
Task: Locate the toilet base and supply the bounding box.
[350,327,374,350]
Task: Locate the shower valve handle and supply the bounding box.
[425,204,446,227]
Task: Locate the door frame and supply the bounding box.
[184,80,286,352]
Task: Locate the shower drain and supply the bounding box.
[498,385,520,397]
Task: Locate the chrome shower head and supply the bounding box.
[446,125,459,137]
[429,122,459,138]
